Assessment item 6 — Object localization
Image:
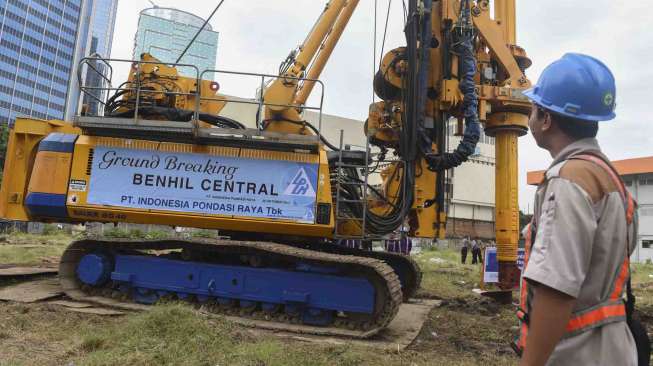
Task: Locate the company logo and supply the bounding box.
[283,168,316,197]
[603,92,614,107]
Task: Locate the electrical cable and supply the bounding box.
[334,0,419,236]
[107,106,246,130]
[378,0,393,70]
[262,118,341,151]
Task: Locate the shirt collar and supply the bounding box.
[548,137,603,170]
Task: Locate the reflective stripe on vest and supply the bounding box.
[515,153,634,354]
[516,222,534,352]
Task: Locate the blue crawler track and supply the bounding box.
[77,252,375,325]
[60,239,403,337]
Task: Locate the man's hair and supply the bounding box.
[536,106,599,139]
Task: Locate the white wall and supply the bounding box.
[449,203,494,222]
[624,173,653,263]
[447,120,496,221]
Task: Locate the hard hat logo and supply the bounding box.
[603,93,614,108]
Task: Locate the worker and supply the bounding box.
[477,239,486,265]
[384,230,412,255]
[515,53,641,365]
[336,238,362,249]
[460,237,470,264]
[471,238,480,264]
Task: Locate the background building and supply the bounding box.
[0,0,81,124]
[66,0,119,119]
[0,0,117,125]
[445,120,497,239]
[133,7,219,78]
[528,156,653,263]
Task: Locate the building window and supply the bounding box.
[643,240,653,249]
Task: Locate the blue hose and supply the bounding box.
[424,2,480,171]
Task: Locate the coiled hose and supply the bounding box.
[424,2,480,172]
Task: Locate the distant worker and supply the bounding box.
[471,239,481,264]
[460,237,470,264]
[515,54,647,365]
[336,238,362,250]
[384,231,412,255]
[478,240,487,264]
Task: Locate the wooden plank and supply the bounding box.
[48,300,93,308]
[0,278,62,303]
[0,267,57,277]
[62,307,125,316]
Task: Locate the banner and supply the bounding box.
[483,247,526,284]
[87,146,319,223]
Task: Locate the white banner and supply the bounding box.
[86,146,319,223]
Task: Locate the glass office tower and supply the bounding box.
[133,7,219,78]
[68,0,118,118]
[0,0,118,125]
[0,0,82,124]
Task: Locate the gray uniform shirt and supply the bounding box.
[523,138,638,366]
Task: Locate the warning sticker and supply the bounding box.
[69,179,87,192]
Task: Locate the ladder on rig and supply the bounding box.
[333,130,370,241]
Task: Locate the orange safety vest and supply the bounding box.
[514,153,636,355]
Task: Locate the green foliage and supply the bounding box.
[102,227,132,238]
[0,232,71,265]
[144,230,171,240]
[102,227,171,240]
[519,210,533,233]
[0,123,9,182]
[415,249,482,299]
[191,229,217,238]
[75,304,367,366]
[42,224,60,236]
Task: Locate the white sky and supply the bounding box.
[110,1,653,212]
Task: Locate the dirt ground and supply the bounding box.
[0,233,651,366]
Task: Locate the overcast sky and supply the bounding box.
[109,1,652,211]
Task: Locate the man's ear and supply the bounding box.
[541,112,553,132]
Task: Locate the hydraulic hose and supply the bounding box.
[424,2,480,172]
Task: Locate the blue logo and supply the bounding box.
[284,168,316,197]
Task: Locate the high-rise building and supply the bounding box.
[133,7,219,78]
[0,0,80,124]
[0,0,118,125]
[67,0,118,119]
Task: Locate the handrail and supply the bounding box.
[75,56,325,140]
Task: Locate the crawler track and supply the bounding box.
[315,245,422,300]
[59,238,403,338]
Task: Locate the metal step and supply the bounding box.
[333,130,371,239]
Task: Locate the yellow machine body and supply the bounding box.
[123,53,226,116]
[2,118,334,238]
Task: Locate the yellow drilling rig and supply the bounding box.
[0,0,530,337]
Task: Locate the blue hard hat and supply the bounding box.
[523,53,616,122]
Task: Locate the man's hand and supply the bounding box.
[520,282,576,366]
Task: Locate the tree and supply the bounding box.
[519,210,533,234]
[0,123,9,184]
